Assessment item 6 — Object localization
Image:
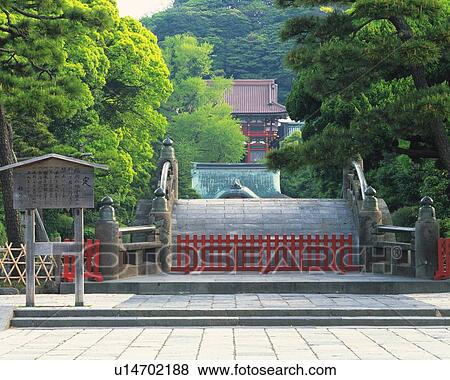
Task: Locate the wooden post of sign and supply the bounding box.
[74,208,84,307]
[25,209,36,307]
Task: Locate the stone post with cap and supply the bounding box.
[158,137,178,201]
[151,186,172,272]
[359,186,383,272]
[414,196,440,279]
[149,137,179,273]
[95,196,122,280]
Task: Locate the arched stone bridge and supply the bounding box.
[120,139,440,279]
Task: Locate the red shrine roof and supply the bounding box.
[209,79,287,115]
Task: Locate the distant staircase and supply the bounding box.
[172,198,357,237]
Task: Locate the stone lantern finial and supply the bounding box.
[152,186,168,212]
[160,137,175,162]
[99,196,116,221]
[362,186,379,211]
[418,196,436,222]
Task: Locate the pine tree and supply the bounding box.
[270,1,449,181]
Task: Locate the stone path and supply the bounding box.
[1,327,450,360]
[2,293,450,359]
[116,293,450,310]
[1,293,450,310]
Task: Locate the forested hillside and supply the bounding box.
[142,0,319,101]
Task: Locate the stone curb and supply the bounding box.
[0,287,19,295]
[13,307,450,318]
[61,280,450,295]
[11,316,450,328]
[0,306,14,330]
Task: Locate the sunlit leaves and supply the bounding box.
[0,1,172,217]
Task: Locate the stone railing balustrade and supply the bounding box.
[343,159,440,279]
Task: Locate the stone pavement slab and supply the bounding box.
[0,294,131,309]
[1,327,450,360]
[108,273,444,283]
[114,293,450,310]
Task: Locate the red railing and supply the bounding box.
[435,238,450,280]
[172,234,356,273]
[62,239,103,282]
[243,130,277,138]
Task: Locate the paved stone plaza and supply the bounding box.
[2,293,450,309]
[1,326,450,360]
[1,293,450,360]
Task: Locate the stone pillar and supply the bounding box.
[342,166,351,201]
[159,137,178,200]
[151,187,172,273]
[359,187,383,272]
[95,196,122,280]
[415,196,439,279]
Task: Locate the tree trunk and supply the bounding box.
[0,104,22,246]
[389,16,450,176]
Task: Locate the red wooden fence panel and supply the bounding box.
[173,234,356,274]
[435,238,450,280]
[62,239,103,282]
[84,239,103,282]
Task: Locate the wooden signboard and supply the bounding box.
[0,154,108,307]
[0,154,107,210]
[13,160,95,209]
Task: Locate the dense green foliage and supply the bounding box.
[0,1,172,241]
[161,34,245,198]
[279,133,341,198]
[142,0,320,101]
[268,0,450,235]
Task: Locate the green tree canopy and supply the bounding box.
[161,34,213,82]
[160,34,246,197]
[0,0,117,243]
[0,1,172,241]
[170,101,246,198]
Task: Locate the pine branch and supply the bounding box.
[393,147,439,159]
[11,6,64,21]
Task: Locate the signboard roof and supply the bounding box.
[0,154,108,210]
[0,153,108,172]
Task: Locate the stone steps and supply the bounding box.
[171,198,360,270]
[60,274,450,295]
[172,199,358,237]
[11,308,450,328]
[14,308,449,318]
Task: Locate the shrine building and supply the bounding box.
[210,79,288,162]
